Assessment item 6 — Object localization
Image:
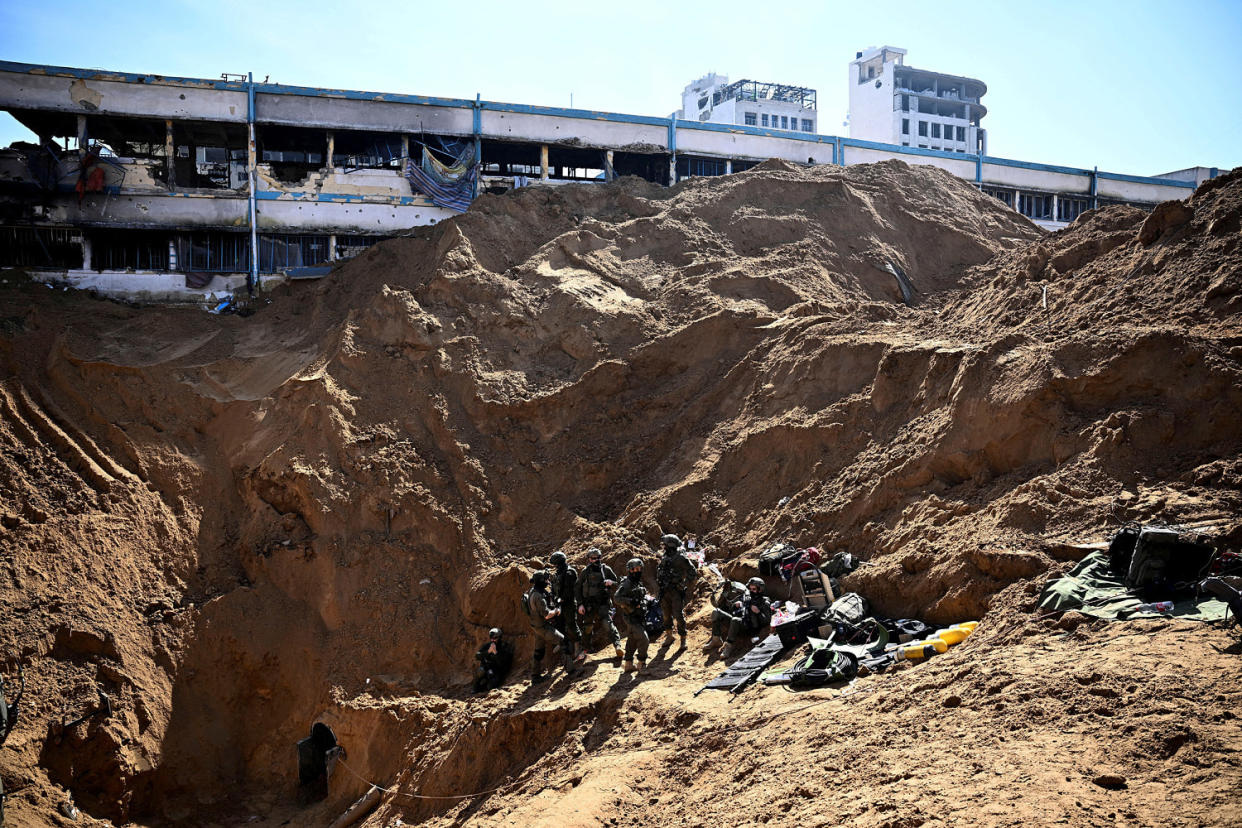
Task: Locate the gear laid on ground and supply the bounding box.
[1,162,1240,826]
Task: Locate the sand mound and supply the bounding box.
[0,161,1239,827]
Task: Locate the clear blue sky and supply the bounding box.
[2,0,1239,175]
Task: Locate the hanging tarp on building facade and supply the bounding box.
[404,145,477,213]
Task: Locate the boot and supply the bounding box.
[663,629,675,644]
[574,644,587,664]
[614,645,624,659]
[636,660,647,674]
[622,660,637,673]
[702,635,722,651]
[720,642,735,659]
[531,670,548,683]
[678,633,687,648]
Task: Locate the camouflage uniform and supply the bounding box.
[473,635,514,692]
[657,548,699,639]
[551,562,582,649]
[526,587,567,676]
[614,571,651,666]
[711,590,773,644]
[575,561,621,649]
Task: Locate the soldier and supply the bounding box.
[549,551,585,665]
[1,666,22,825]
[524,571,568,683]
[705,576,772,659]
[656,533,699,646]
[614,558,652,673]
[473,627,515,693]
[575,547,623,659]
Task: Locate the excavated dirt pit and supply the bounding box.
[1,160,1241,827]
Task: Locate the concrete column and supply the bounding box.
[81,234,92,271]
[539,144,549,181]
[326,131,335,171]
[669,156,677,186]
[726,159,733,175]
[401,135,409,162]
[1050,193,1059,223]
[165,119,175,190]
[328,234,337,261]
[246,73,259,293]
[76,114,87,155]
[604,149,614,182]
[168,238,178,271]
[1013,189,1022,215]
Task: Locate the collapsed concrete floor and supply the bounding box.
[1,160,1241,827]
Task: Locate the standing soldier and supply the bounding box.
[575,548,623,659]
[549,551,585,666]
[523,571,567,683]
[614,558,652,673]
[706,576,772,659]
[656,533,699,647]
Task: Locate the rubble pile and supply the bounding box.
[0,161,1239,827]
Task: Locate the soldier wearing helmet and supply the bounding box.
[655,533,699,647]
[549,551,584,667]
[473,627,514,693]
[524,570,568,683]
[613,557,652,673]
[574,547,622,659]
[706,576,772,659]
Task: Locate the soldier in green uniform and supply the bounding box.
[614,558,652,673]
[549,551,584,665]
[473,628,514,693]
[523,571,567,683]
[656,533,698,646]
[574,548,623,659]
[706,576,772,659]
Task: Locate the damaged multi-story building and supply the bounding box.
[677,74,817,134]
[848,46,987,156]
[0,57,1222,303]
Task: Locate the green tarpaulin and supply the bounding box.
[1039,551,1228,621]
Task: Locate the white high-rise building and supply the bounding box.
[848,46,987,155]
[677,73,817,133]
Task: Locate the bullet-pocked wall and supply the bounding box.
[0,60,1210,300]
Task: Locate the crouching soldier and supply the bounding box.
[614,558,652,673]
[706,577,772,659]
[550,551,585,666]
[473,628,514,693]
[656,533,698,646]
[523,571,569,683]
[575,548,623,659]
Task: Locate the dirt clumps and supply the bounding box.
[1,160,1240,827]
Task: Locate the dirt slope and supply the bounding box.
[0,161,1239,827]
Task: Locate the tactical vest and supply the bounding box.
[579,564,613,603]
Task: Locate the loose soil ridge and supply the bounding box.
[0,161,1239,827]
